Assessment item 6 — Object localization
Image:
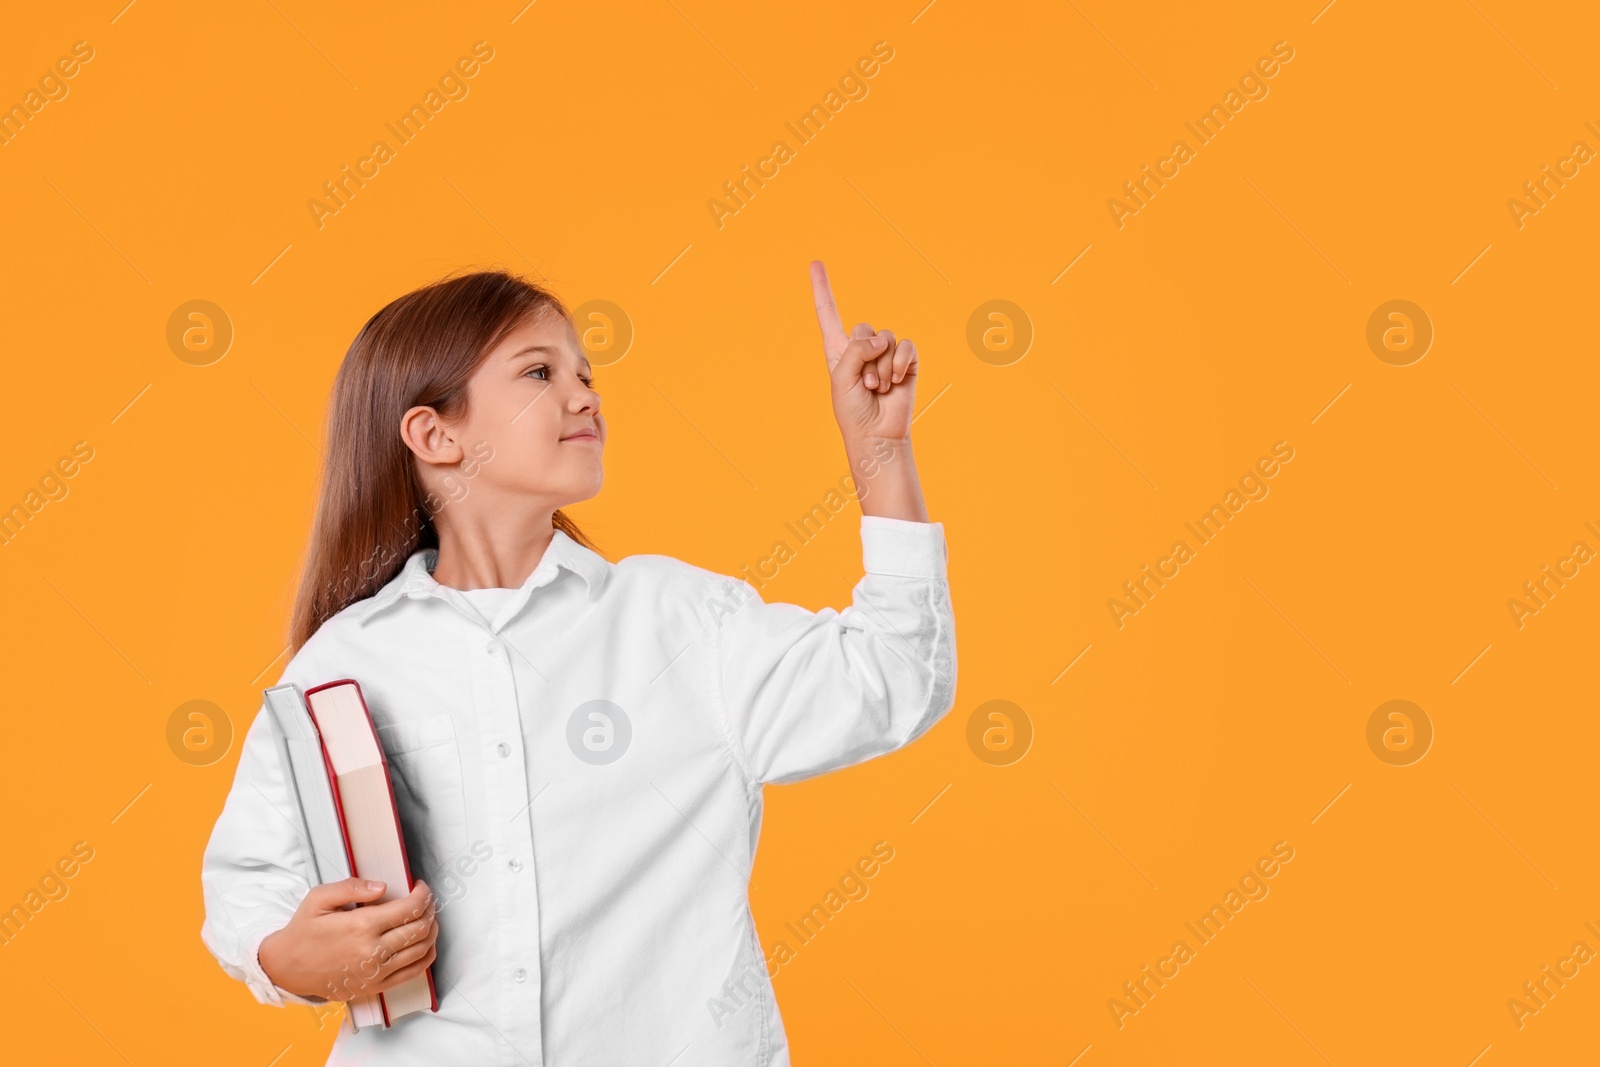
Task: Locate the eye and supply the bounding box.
[523,364,595,388]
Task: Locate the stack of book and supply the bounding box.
[262,678,438,1031]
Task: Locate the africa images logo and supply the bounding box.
[1106,40,1296,229]
[1106,441,1295,629]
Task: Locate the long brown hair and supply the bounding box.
[289,269,601,653]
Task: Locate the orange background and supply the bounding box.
[2,1,1596,1063]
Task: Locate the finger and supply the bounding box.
[381,942,439,990]
[852,322,875,341]
[312,877,387,911]
[381,891,437,942]
[809,261,847,347]
[364,918,435,984]
[362,880,435,934]
[873,350,895,392]
[376,902,438,957]
[360,893,430,941]
[369,932,431,977]
[891,339,917,383]
[377,934,435,978]
[843,334,891,387]
[863,330,894,388]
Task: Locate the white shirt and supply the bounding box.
[459,585,521,623]
[200,515,957,1066]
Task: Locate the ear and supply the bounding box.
[399,405,466,468]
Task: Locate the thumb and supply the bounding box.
[310,876,386,910]
[834,333,890,388]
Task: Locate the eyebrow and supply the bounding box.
[508,344,592,374]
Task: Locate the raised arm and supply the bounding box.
[711,515,957,784]
[706,263,957,784]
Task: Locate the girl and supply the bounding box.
[200,262,957,1065]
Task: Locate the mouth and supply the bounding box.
[560,431,600,443]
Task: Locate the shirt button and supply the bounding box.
[508,856,524,872]
[513,967,527,983]
[496,741,511,758]
[485,638,500,654]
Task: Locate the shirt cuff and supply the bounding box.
[860,515,947,579]
[245,925,331,1008]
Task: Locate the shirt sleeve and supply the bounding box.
[199,657,333,1009]
[711,515,958,785]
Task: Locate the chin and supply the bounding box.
[563,472,603,504]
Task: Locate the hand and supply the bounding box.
[258,877,438,1003]
[809,260,918,443]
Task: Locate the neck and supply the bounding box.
[430,510,558,590]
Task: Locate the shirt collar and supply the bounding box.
[357,528,609,626]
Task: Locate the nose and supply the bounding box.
[568,384,599,415]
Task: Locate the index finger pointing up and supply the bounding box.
[809,260,847,347]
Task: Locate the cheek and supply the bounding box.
[503,413,575,478]
[475,394,547,453]
[508,425,562,470]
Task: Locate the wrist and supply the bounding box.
[258,928,290,986]
[842,431,911,449]
[843,434,912,471]
[843,442,928,523]
[258,927,317,1000]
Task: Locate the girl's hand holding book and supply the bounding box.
[257,877,438,1003]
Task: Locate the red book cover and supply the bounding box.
[304,678,440,1023]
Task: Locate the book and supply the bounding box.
[262,685,352,886]
[261,679,440,1031]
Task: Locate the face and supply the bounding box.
[404,309,604,520]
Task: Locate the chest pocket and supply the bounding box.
[377,715,470,890]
